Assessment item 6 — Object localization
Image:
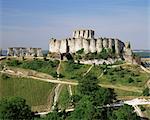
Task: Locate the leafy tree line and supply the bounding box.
[0,97,33,120]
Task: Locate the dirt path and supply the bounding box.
[68,85,73,96]
[83,64,94,76]
[51,84,62,110]
[140,65,150,74]
[51,59,62,110]
[133,105,144,118]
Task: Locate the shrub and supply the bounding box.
[76,48,84,54]
[143,87,150,96]
[128,77,134,83]
[140,106,146,111]
[6,60,22,66]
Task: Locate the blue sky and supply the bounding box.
[0,0,150,49]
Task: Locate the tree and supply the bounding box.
[78,75,116,104]
[92,88,116,106]
[44,111,63,120]
[78,75,99,96]
[0,97,32,120]
[110,104,140,120]
[68,96,95,120]
[72,75,116,120]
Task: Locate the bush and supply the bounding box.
[76,48,84,54]
[6,60,22,66]
[128,77,134,83]
[113,60,124,65]
[140,106,146,111]
[143,87,150,96]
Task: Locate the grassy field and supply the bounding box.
[99,65,150,88]
[0,73,55,106]
[59,61,149,89]
[59,61,90,80]
[58,85,70,110]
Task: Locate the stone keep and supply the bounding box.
[49,29,131,57]
[73,29,94,39]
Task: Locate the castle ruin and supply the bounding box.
[49,29,132,60]
[7,47,43,57]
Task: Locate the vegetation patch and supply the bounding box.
[0,74,55,106]
[60,61,90,80]
[3,59,59,78]
[58,85,70,110]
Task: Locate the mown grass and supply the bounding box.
[58,85,70,109]
[0,73,55,106]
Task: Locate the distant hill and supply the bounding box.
[133,50,150,58]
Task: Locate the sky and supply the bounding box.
[0,0,150,50]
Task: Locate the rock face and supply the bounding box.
[49,29,132,59]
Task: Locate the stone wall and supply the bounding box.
[7,47,43,57]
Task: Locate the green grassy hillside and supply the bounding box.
[0,73,55,106]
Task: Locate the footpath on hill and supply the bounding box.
[0,66,143,93]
